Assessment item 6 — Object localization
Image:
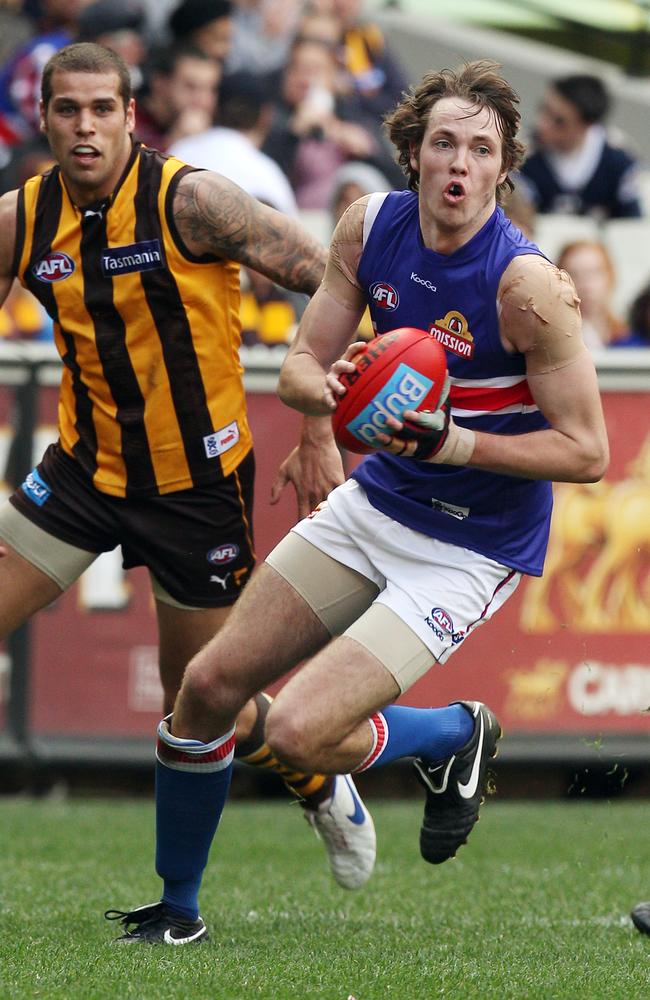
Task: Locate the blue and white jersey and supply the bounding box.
[350,190,552,576]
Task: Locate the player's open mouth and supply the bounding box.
[72,145,100,163]
[444,181,465,202]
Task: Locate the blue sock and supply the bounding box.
[361,703,474,770]
[155,718,235,921]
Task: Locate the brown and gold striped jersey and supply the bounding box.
[13,143,252,498]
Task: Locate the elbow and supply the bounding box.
[277,365,329,416]
[577,440,610,484]
[276,370,294,408]
[276,371,310,414]
[277,363,305,410]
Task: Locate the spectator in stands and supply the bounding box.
[295,5,344,51]
[171,69,303,347]
[330,159,391,229]
[135,44,221,151]
[330,0,409,122]
[0,0,91,160]
[557,240,631,350]
[0,3,32,68]
[170,69,297,216]
[263,36,397,209]
[76,0,147,90]
[624,283,650,347]
[238,267,304,347]
[502,184,537,240]
[226,0,302,79]
[0,132,53,196]
[519,74,643,220]
[292,2,406,188]
[168,0,234,64]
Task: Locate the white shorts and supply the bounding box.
[286,479,521,687]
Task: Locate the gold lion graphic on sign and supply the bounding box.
[520,435,650,633]
[504,659,568,719]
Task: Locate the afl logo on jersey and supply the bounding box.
[33,251,75,283]
[370,281,399,310]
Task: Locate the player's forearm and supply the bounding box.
[256,221,327,296]
[299,413,337,447]
[278,353,332,416]
[174,172,326,295]
[467,426,609,483]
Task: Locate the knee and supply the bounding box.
[265,702,319,772]
[180,657,244,720]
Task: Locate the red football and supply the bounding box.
[332,328,448,454]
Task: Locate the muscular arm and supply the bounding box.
[468,255,609,483]
[278,198,368,414]
[271,199,369,510]
[0,191,19,307]
[387,254,609,482]
[173,170,327,295]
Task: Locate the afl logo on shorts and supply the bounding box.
[207,543,239,566]
[370,281,399,310]
[429,607,454,633]
[33,251,75,282]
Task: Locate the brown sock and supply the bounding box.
[236,692,335,807]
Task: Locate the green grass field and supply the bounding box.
[1,797,649,999]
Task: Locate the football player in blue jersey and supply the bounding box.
[111,60,609,945]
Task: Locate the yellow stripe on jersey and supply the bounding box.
[105,153,192,491]
[17,146,253,497]
[158,156,251,481]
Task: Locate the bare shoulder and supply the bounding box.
[332,195,369,246]
[326,195,369,293]
[172,169,253,257]
[498,252,571,304]
[498,253,582,361]
[0,190,18,275]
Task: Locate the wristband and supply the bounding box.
[426,425,475,465]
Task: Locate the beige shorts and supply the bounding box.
[266,479,521,693]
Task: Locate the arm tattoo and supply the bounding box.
[174,172,326,295]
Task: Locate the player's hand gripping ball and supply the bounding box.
[331,328,448,455]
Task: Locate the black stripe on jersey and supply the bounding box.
[25,172,99,470]
[12,188,25,277]
[166,165,220,264]
[134,150,224,483]
[80,203,156,494]
[23,172,61,321]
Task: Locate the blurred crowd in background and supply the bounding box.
[0,0,649,349]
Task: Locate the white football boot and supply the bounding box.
[304,774,376,889]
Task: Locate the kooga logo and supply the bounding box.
[346,363,433,448]
[410,271,437,292]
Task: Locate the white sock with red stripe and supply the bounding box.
[356,712,390,770]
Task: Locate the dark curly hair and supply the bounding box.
[385,60,526,202]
